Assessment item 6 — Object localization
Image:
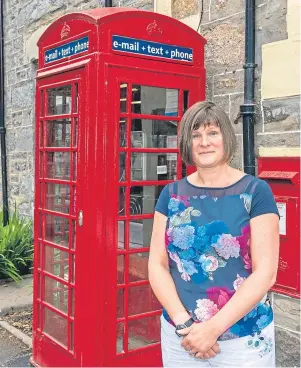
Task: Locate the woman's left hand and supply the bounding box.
[178,320,220,356]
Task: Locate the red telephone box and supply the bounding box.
[258,157,300,298]
[32,8,206,367]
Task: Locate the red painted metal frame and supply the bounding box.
[33,8,206,367]
[102,65,202,367]
[258,156,300,298]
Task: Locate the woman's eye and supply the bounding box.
[192,134,200,139]
[209,131,218,136]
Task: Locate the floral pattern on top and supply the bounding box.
[166,195,245,282]
[162,191,274,340]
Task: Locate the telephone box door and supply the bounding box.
[103,66,203,367]
[33,66,89,367]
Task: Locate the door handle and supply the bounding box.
[78,210,83,227]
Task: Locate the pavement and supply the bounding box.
[0,276,33,316]
[0,276,33,367]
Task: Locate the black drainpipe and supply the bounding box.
[0,0,9,226]
[105,0,113,6]
[241,0,256,176]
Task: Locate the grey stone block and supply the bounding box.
[202,13,245,74]
[11,81,34,110]
[273,294,300,333]
[15,127,34,151]
[275,327,300,367]
[262,94,300,133]
[112,0,153,10]
[171,0,198,20]
[22,109,34,126]
[229,93,243,134]
[210,0,244,22]
[213,70,244,95]
[230,134,243,170]
[212,94,230,114]
[255,132,300,156]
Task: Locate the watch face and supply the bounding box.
[176,324,186,330]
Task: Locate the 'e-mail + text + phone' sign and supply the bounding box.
[112,35,193,63]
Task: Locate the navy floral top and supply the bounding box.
[155,175,279,341]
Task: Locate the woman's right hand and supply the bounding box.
[194,343,220,359]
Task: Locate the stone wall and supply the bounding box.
[1,0,153,218]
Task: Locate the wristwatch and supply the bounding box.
[175,318,195,337]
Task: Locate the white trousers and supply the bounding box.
[161,316,276,367]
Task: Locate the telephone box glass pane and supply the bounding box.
[44,307,68,347]
[128,315,160,350]
[117,254,125,284]
[128,284,161,316]
[130,186,164,215]
[74,83,78,113]
[129,219,153,249]
[117,288,124,318]
[46,152,70,180]
[131,119,177,148]
[44,276,69,313]
[45,183,70,214]
[44,246,69,281]
[183,90,189,113]
[119,119,127,147]
[73,118,78,147]
[47,86,72,115]
[132,86,178,116]
[46,119,71,147]
[40,122,44,147]
[119,153,126,182]
[120,83,128,113]
[118,221,125,249]
[116,323,125,354]
[119,187,126,216]
[131,153,178,181]
[45,215,69,248]
[129,252,149,282]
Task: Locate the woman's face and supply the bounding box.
[191,123,225,168]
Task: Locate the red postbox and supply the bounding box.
[32,8,206,367]
[258,156,300,298]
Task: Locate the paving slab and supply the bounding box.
[0,276,33,315]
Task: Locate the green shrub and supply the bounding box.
[0,207,34,282]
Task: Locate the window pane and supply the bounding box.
[130,186,164,215]
[46,152,70,180]
[119,153,126,182]
[45,215,69,248]
[45,183,70,214]
[119,187,126,216]
[116,323,125,354]
[44,307,68,347]
[128,315,160,351]
[120,83,128,113]
[74,83,78,113]
[131,153,178,181]
[46,119,71,147]
[117,254,125,284]
[131,119,177,148]
[118,221,125,249]
[128,284,161,316]
[44,276,68,313]
[117,288,125,319]
[183,90,189,113]
[132,86,178,116]
[119,119,127,147]
[47,85,71,115]
[129,219,153,249]
[45,246,69,281]
[129,252,149,282]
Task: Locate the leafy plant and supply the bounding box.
[0,207,34,282]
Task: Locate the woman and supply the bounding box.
[148,101,279,367]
